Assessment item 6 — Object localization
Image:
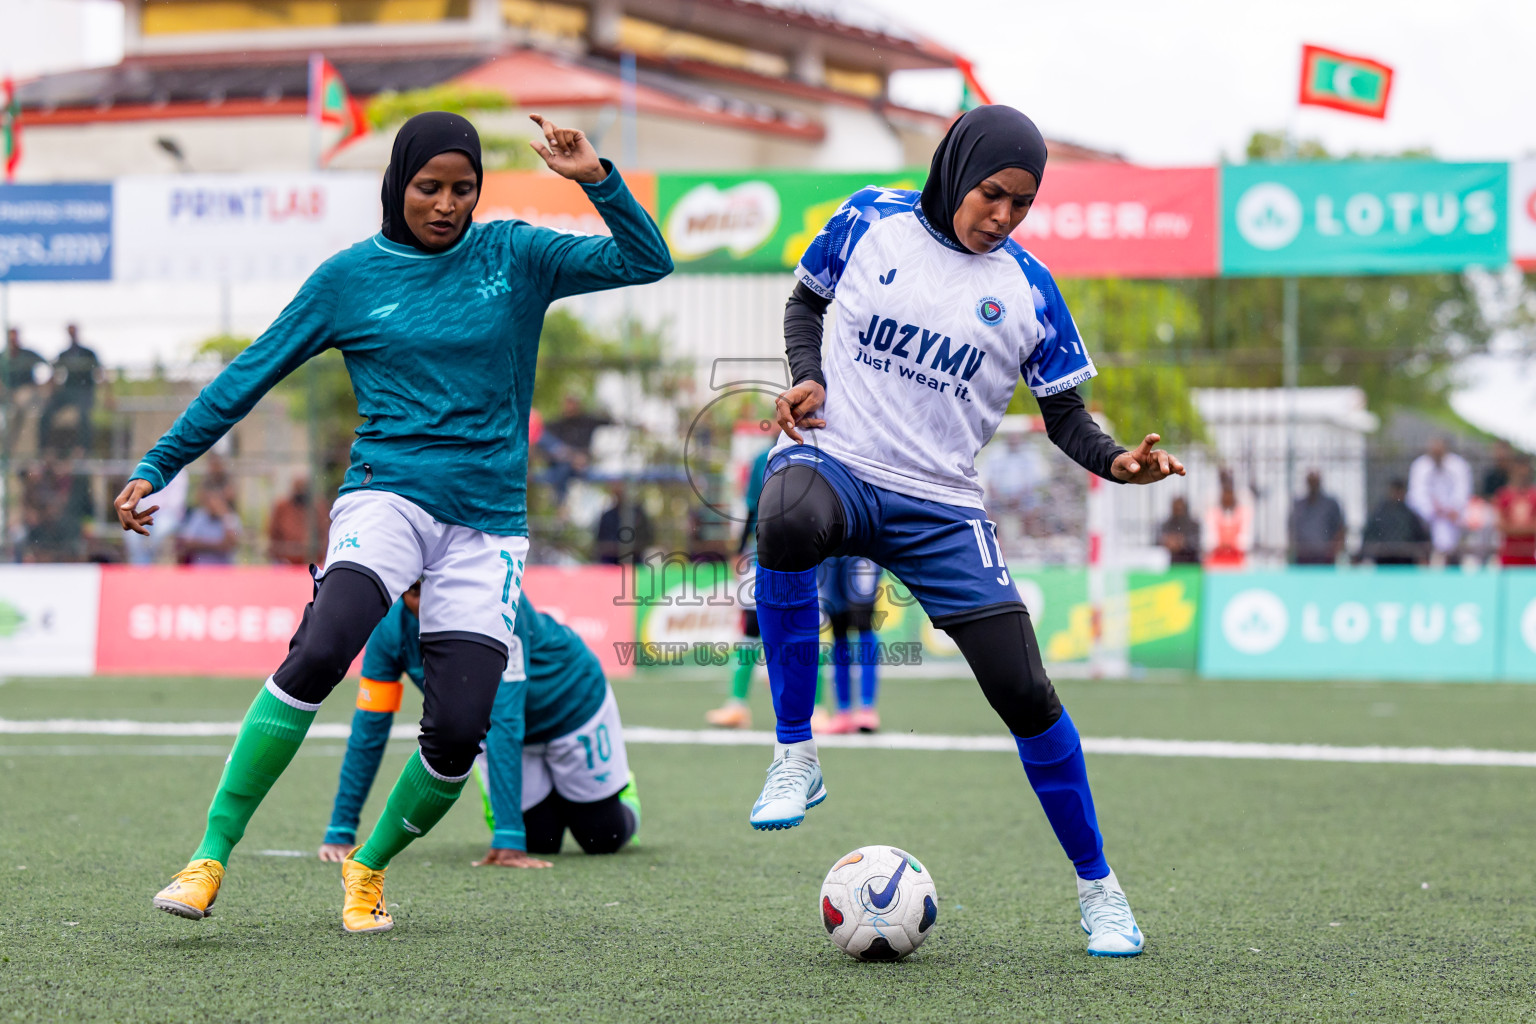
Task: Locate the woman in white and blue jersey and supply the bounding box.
[750,105,1184,957]
[118,111,671,933]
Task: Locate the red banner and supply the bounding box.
[521,565,636,678]
[97,565,315,677]
[95,564,636,679]
[1012,165,1218,278]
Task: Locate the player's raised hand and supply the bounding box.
[473,847,554,869]
[1111,433,1186,484]
[775,381,827,444]
[114,478,159,535]
[527,114,606,184]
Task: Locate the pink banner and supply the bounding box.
[95,564,635,679]
[1013,165,1218,278]
[96,565,314,677]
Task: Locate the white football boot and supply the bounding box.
[1077,869,1146,957]
[748,739,827,831]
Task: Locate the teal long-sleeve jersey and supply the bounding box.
[131,163,672,535]
[324,590,606,850]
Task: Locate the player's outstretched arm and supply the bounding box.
[524,113,673,299]
[1110,433,1186,485]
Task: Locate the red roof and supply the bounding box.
[452,50,823,141]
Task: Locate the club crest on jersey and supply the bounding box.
[976,297,1006,326]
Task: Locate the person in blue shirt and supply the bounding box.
[122,111,671,933]
[318,583,638,868]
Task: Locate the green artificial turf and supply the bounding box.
[1,672,1534,1022]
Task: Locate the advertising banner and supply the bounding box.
[0,565,100,676]
[1013,166,1218,278]
[0,183,112,282]
[96,565,314,676]
[111,173,379,281]
[1222,161,1508,275]
[657,170,922,273]
[628,561,1200,672]
[522,565,637,678]
[480,171,657,235]
[1201,569,1500,681]
[1509,158,1536,270]
[1498,570,1536,681]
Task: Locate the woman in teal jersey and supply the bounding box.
[119,111,673,934]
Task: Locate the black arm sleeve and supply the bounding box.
[784,282,831,387]
[1036,387,1127,482]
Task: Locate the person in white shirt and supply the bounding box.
[751,104,1186,958]
[1406,438,1472,562]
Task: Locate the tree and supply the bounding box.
[366,85,541,171]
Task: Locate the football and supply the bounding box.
[819,845,938,961]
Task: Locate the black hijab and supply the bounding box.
[919,104,1048,251]
[380,111,484,251]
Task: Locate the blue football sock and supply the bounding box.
[1013,711,1109,880]
[857,628,879,708]
[832,634,853,711]
[756,566,822,744]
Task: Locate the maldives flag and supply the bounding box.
[308,54,369,165]
[956,58,992,112]
[1298,44,1393,119]
[2,77,20,181]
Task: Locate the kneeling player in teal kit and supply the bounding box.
[319,582,640,867]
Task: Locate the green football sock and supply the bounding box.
[730,643,756,702]
[353,751,467,870]
[192,682,318,865]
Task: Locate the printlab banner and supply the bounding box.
[1201,569,1501,681]
[111,173,379,281]
[1222,160,1508,275]
[0,183,112,281]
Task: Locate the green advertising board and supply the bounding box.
[626,560,1200,673]
[1499,570,1536,681]
[656,170,922,273]
[1221,160,1508,275]
[1201,569,1501,681]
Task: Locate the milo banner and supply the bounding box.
[657,171,921,273]
[627,560,1200,672]
[1222,160,1508,275]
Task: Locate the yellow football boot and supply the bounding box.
[152,859,224,920]
[341,851,394,934]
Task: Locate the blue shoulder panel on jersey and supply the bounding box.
[794,187,920,300]
[1002,244,1098,397]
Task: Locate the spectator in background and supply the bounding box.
[594,481,652,565]
[4,326,47,461]
[541,394,611,503]
[1156,496,1201,565]
[1407,437,1472,565]
[19,452,90,562]
[1289,469,1345,565]
[1494,458,1536,567]
[1481,440,1515,499]
[268,475,330,565]
[176,480,242,565]
[986,434,1043,554]
[37,323,101,455]
[1359,479,1431,565]
[1203,470,1252,568]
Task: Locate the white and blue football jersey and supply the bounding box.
[783,187,1095,509]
